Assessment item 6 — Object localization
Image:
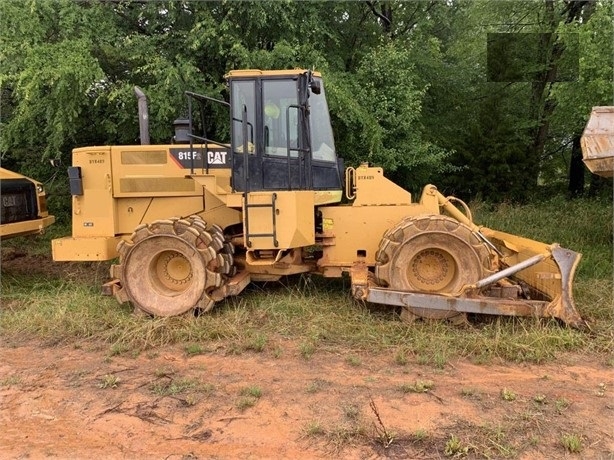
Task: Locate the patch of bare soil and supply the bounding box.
[1,245,110,285]
[1,340,612,459]
[1,248,613,458]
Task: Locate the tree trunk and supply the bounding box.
[567,135,585,197]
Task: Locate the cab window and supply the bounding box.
[231,80,256,153]
[262,80,299,158]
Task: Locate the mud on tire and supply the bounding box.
[375,215,495,321]
[111,216,234,316]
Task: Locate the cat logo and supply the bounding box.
[208,151,227,165]
[169,148,229,169]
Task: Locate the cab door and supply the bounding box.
[230,78,259,192]
[231,77,310,192]
[230,73,341,193]
[260,78,310,191]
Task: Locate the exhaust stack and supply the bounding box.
[134,86,150,145]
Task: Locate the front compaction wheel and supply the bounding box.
[112,216,234,316]
[375,215,495,322]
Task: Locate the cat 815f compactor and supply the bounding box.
[52,69,584,327]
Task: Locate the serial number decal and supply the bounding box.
[357,175,374,180]
[89,159,105,164]
[170,148,230,169]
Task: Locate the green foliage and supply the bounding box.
[0,0,610,203]
[327,42,452,189]
[1,1,107,160]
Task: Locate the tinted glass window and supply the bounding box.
[262,80,299,158]
[231,80,256,153]
[309,80,336,162]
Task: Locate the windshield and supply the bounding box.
[309,79,336,163]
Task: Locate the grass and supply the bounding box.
[555,397,570,413]
[444,434,470,457]
[400,380,434,394]
[561,433,583,453]
[1,197,612,364]
[98,374,120,389]
[500,388,517,401]
[184,343,205,356]
[394,347,410,365]
[324,422,369,450]
[240,385,263,398]
[150,378,214,397]
[305,378,329,393]
[235,385,263,411]
[460,387,480,398]
[474,423,516,458]
[0,375,22,387]
[299,340,316,360]
[342,402,361,420]
[413,429,429,441]
[302,420,325,437]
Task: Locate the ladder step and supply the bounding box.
[245,203,275,208]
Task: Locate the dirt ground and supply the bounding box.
[1,249,613,459]
[0,340,612,459]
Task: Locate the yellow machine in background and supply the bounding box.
[52,70,584,327]
[1,167,55,240]
[581,106,614,178]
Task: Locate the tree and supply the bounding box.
[423,0,612,201]
[2,0,609,209]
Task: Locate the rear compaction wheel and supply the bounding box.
[112,216,234,316]
[375,215,495,322]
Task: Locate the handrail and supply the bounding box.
[285,104,309,190]
[185,91,230,108]
[185,91,231,174]
[242,105,249,192]
[187,134,229,149]
[345,166,356,200]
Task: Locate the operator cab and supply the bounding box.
[227,70,343,192]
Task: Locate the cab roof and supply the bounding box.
[225,69,322,79]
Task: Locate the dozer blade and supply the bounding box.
[478,227,585,328]
[428,191,585,327]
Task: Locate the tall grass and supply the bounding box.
[1,197,612,363]
[473,196,613,280]
[475,196,613,334]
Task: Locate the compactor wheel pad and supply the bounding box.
[375,215,495,321]
[112,216,234,316]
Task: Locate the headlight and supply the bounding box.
[37,184,44,194]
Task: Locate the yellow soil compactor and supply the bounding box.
[1,167,54,240]
[52,69,584,327]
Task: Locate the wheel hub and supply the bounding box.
[409,248,455,292]
[154,251,193,290]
